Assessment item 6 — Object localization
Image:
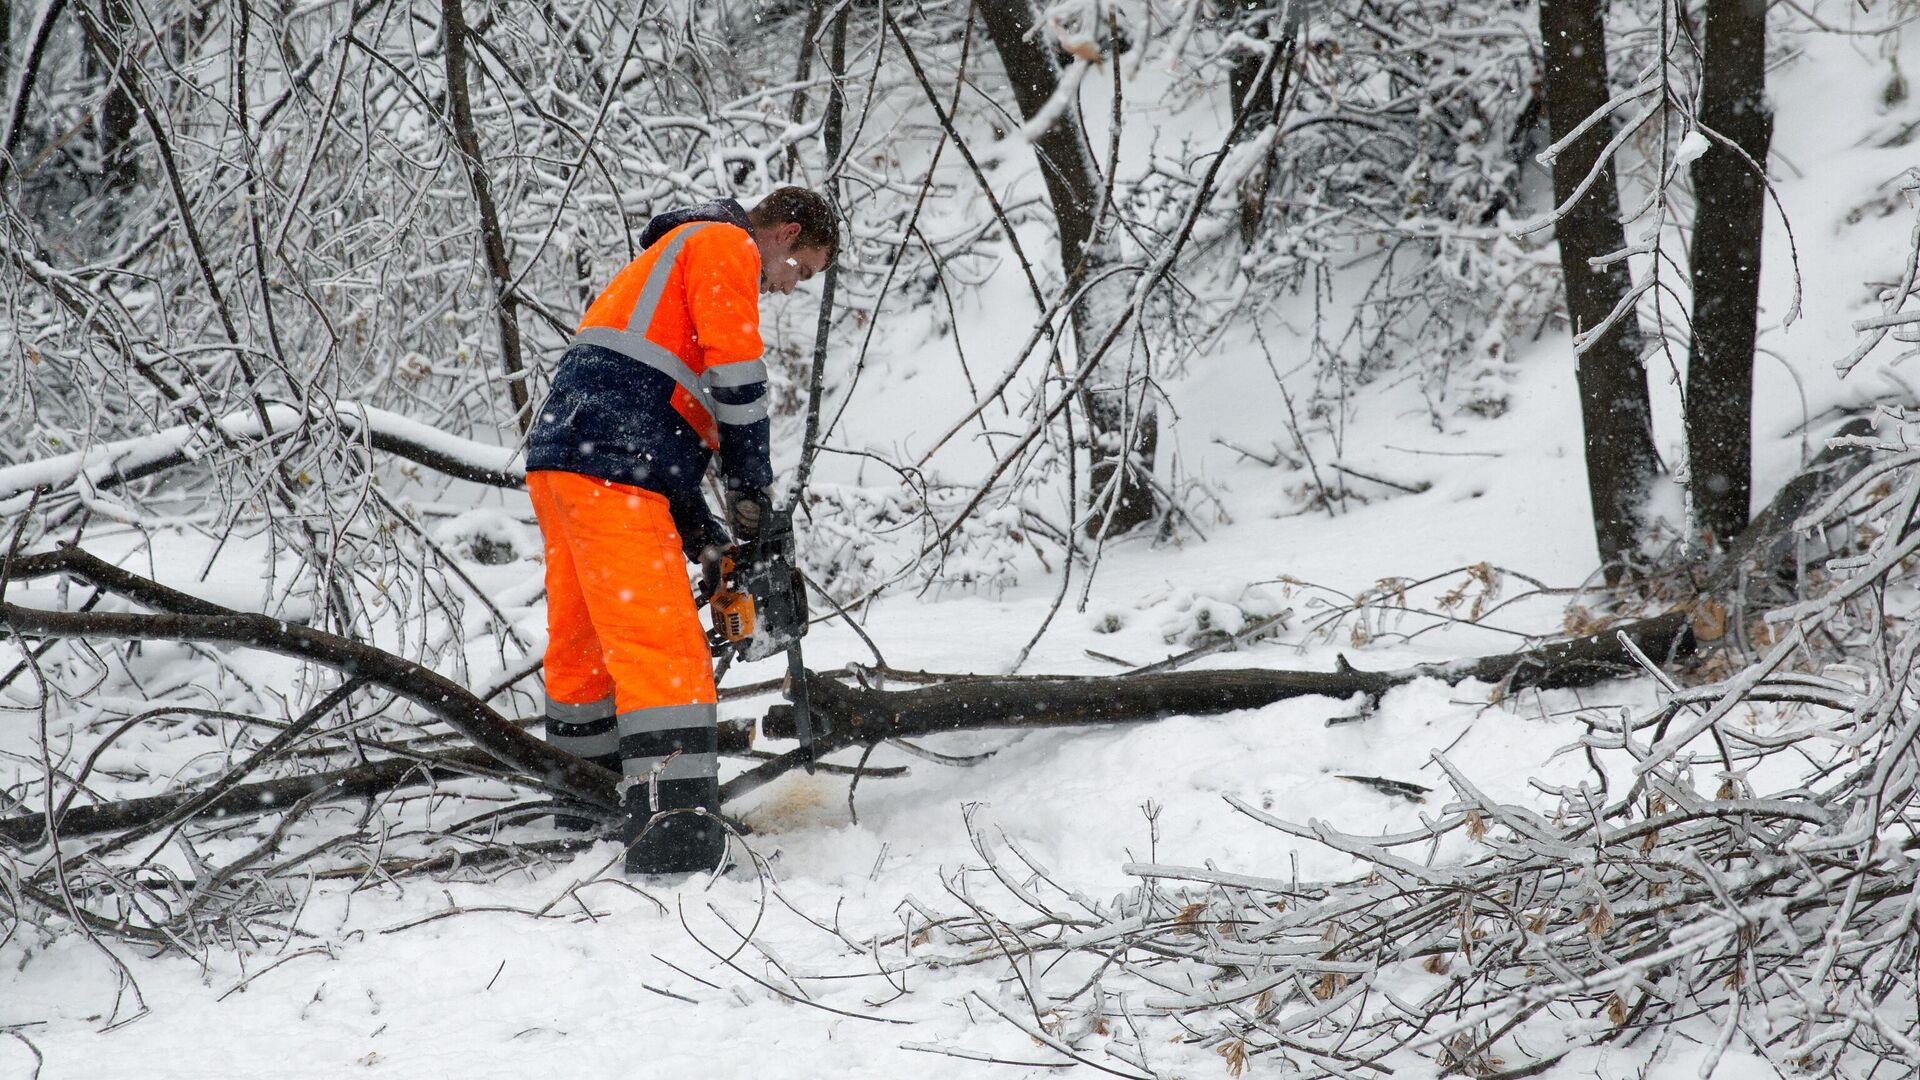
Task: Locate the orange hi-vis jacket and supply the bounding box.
[526,200,773,555]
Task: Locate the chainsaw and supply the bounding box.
[701,505,824,770]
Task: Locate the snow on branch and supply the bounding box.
[0,401,524,505]
[1838,170,1920,374]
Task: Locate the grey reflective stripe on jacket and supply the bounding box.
[570,223,770,428]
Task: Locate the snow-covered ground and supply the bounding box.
[5,10,1919,1080]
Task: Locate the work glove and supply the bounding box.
[727,487,772,540]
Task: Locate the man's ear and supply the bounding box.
[779,221,802,246]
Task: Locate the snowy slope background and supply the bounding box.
[3,2,1919,1077]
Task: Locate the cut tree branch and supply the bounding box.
[0,558,618,810]
[1,747,548,847]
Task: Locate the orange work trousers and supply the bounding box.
[527,471,716,725]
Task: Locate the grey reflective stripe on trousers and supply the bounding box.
[571,223,769,428]
[547,696,615,722]
[550,727,621,759]
[618,702,719,781]
[617,701,715,735]
[626,752,719,783]
[545,694,620,759]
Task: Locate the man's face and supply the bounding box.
[757,223,832,296]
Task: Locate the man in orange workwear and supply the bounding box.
[525,187,837,875]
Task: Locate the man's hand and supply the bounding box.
[727,488,772,540]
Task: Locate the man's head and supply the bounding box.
[746,187,838,295]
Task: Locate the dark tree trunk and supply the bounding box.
[1537,0,1661,578]
[1228,12,1274,247]
[1685,0,1773,548]
[977,0,1101,273]
[783,0,826,177]
[1702,418,1871,609]
[90,0,140,194]
[441,0,531,433]
[0,2,67,192]
[794,1,845,496]
[978,0,1157,537]
[1224,0,1301,245]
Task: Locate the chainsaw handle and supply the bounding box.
[695,544,731,606]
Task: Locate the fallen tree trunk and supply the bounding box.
[737,612,1694,799]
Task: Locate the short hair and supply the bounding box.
[748,186,839,262]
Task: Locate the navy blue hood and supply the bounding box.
[638,198,751,250]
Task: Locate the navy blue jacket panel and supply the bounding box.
[525,344,729,556]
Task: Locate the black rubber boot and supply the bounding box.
[623,774,726,876]
[554,752,620,833]
[618,702,723,875]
